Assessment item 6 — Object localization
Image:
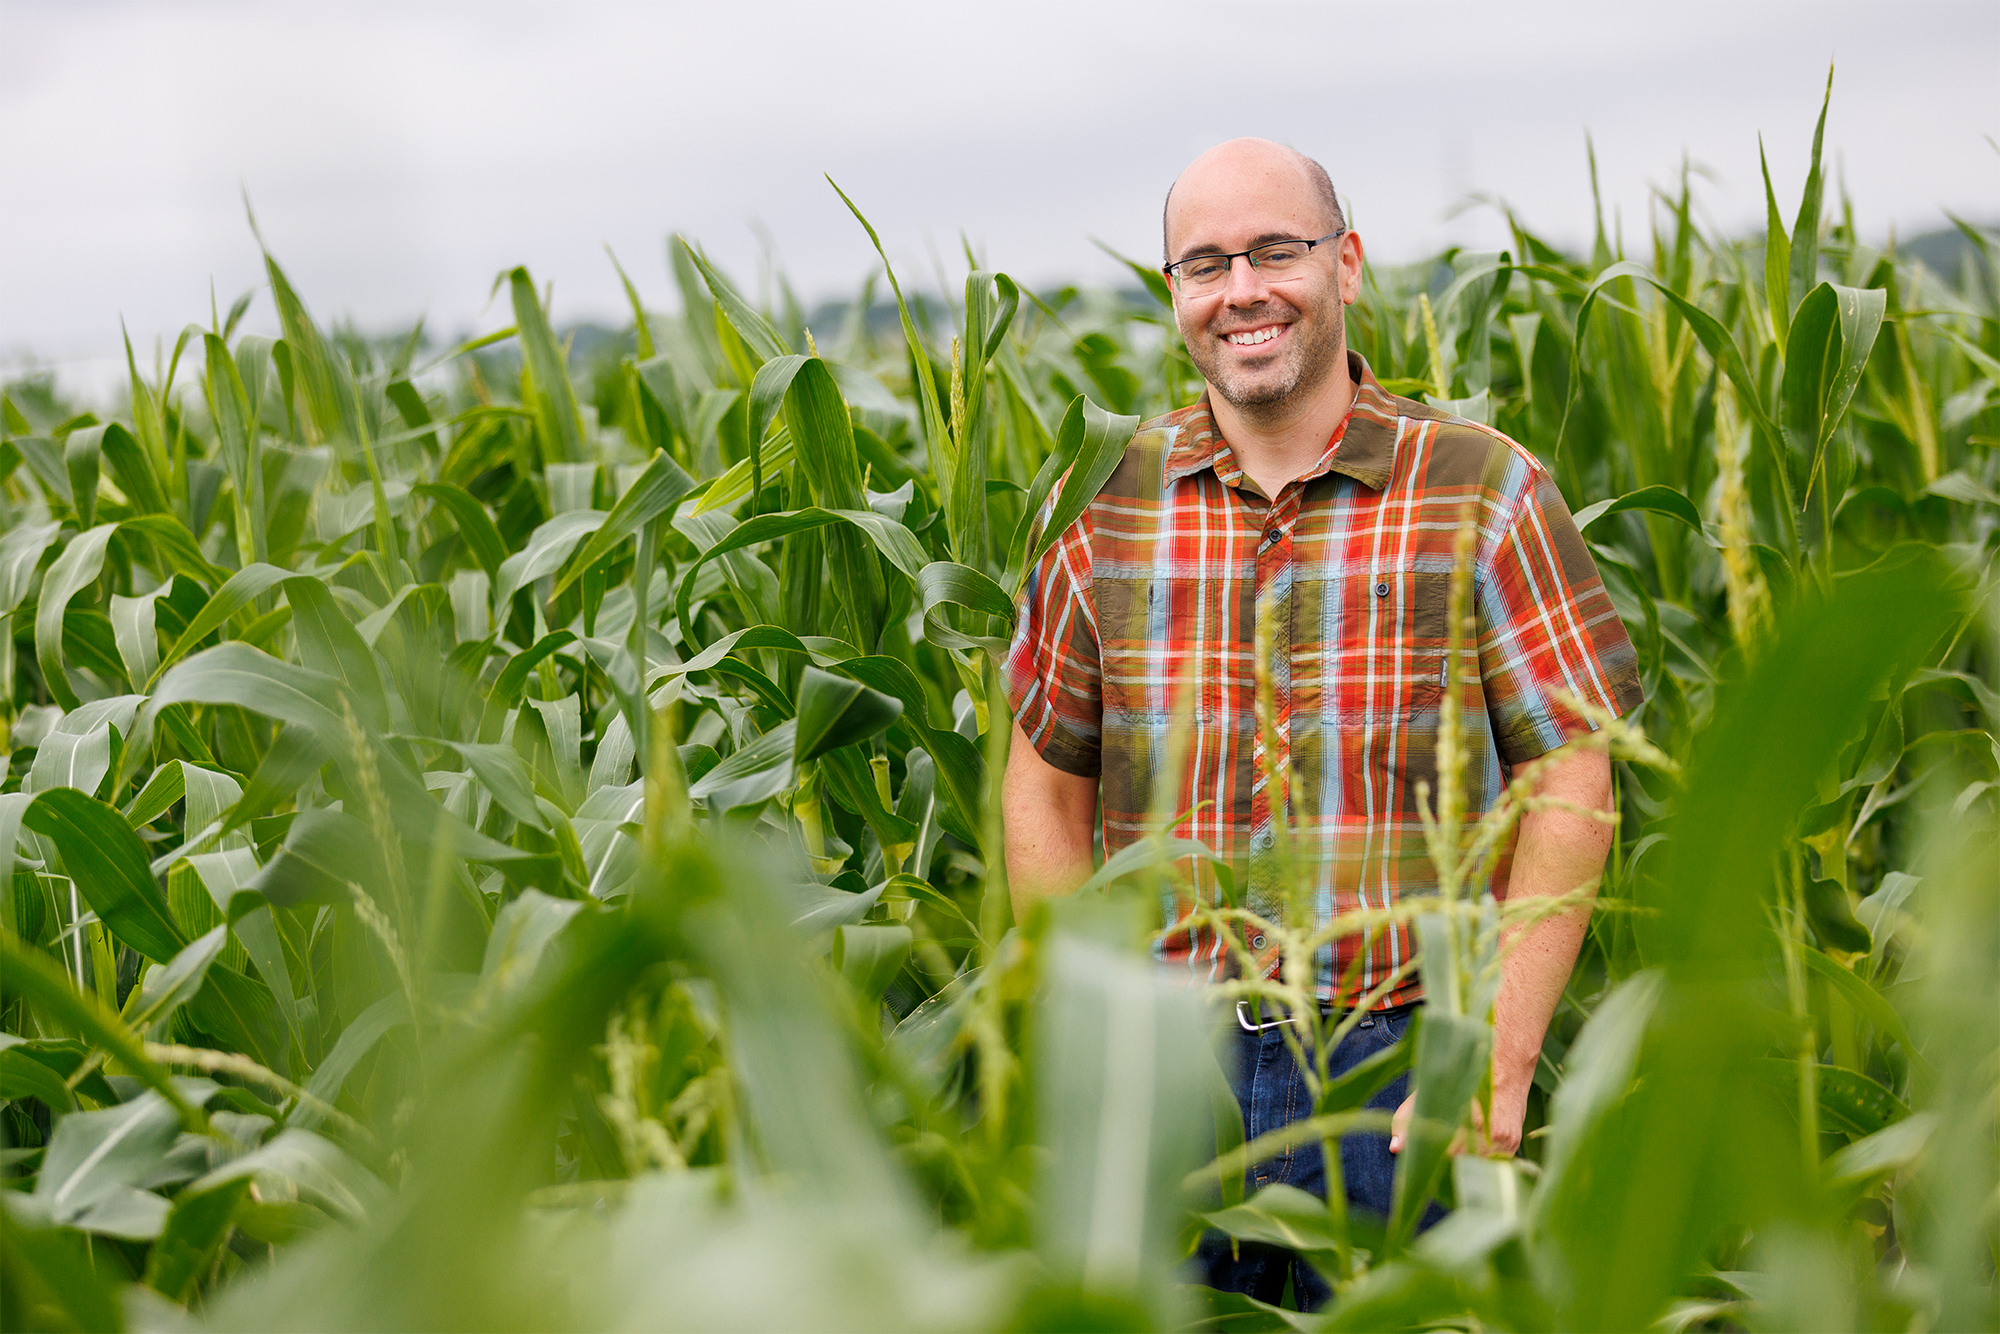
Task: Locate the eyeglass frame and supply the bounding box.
[1163,230,1348,291]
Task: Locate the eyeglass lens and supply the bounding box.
[1174,239,1321,289]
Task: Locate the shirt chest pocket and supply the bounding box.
[1358,570,1452,722]
[1095,576,1221,726]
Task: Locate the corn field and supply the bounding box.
[1,84,1995,1332]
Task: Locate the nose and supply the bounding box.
[1222,252,1273,306]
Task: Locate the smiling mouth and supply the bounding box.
[1223,324,1288,347]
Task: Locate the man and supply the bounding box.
[1002,139,1642,1306]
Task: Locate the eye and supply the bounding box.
[1253,243,1306,267]
[1182,256,1229,282]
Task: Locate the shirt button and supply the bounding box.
[1374,581,1390,597]
[1250,933,1267,949]
[1265,529,1282,546]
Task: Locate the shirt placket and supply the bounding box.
[1247,483,1301,935]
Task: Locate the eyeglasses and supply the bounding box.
[1164,231,1345,292]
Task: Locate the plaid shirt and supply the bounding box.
[1005,352,1642,1006]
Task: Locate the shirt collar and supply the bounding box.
[1163,350,1400,493]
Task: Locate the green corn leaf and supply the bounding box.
[413,483,509,580]
[383,378,438,456]
[1092,237,1173,309]
[494,510,605,611]
[121,513,224,585]
[149,643,349,748]
[9,435,72,503]
[218,723,333,848]
[247,807,375,908]
[1573,485,1717,547]
[296,991,410,1123]
[185,961,290,1075]
[687,719,798,811]
[507,266,587,465]
[282,577,389,733]
[794,666,903,764]
[1800,948,1927,1075]
[831,922,912,1000]
[123,761,188,828]
[1761,137,1793,341]
[746,352,812,508]
[1387,1004,1487,1251]
[34,523,117,710]
[606,245,655,361]
[1825,1112,1937,1190]
[202,333,253,485]
[784,358,882,647]
[0,519,61,616]
[1787,68,1834,326]
[687,427,796,517]
[33,1092,182,1237]
[145,1176,253,1303]
[827,178,955,507]
[1013,395,1140,591]
[186,1127,385,1225]
[435,740,551,831]
[0,936,201,1129]
[24,787,187,963]
[150,563,297,686]
[916,560,1016,655]
[1632,276,1777,439]
[1076,835,1230,896]
[672,507,928,648]
[62,426,101,530]
[183,847,263,923]
[476,630,577,743]
[1200,1183,1347,1272]
[0,1041,78,1112]
[835,655,984,848]
[1551,260,1651,458]
[259,245,350,447]
[1781,283,1887,502]
[549,450,700,598]
[110,585,172,687]
[682,242,789,363]
[1814,1064,1907,1138]
[645,624,856,688]
[127,925,229,1036]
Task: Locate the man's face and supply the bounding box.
[1165,149,1361,412]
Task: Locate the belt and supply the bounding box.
[1234,998,1418,1032]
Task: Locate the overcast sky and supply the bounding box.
[3,0,1996,398]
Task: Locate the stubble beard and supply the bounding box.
[1189,297,1346,416]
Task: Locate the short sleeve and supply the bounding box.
[1003,512,1103,778]
[1476,470,1645,766]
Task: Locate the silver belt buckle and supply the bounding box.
[1236,1000,1295,1032]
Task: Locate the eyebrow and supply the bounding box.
[1171,232,1304,264]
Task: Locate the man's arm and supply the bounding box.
[1002,719,1098,922]
[1391,746,1613,1155]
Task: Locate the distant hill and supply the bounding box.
[1899,221,1996,287]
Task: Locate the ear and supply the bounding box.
[1338,232,1366,307]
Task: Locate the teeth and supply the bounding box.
[1226,326,1282,345]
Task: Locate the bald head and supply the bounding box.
[1163,138,1344,262]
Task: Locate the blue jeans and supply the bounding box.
[1196,1003,1433,1310]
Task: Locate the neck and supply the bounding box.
[1207,351,1357,498]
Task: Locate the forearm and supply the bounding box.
[1489,750,1613,1131]
[1004,802,1094,920]
[1002,722,1098,921]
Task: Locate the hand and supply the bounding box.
[1387,1085,1528,1157]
